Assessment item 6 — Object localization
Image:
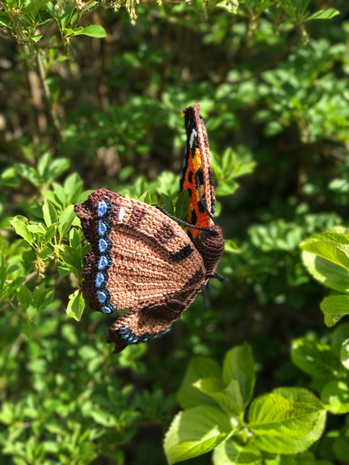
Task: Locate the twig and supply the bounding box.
[23,270,39,286]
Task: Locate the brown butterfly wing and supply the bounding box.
[75,188,206,353]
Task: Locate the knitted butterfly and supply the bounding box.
[75,105,224,353]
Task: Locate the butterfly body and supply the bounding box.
[75,188,224,353]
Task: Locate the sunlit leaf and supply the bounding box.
[73,25,106,38]
[66,290,85,321]
[164,406,231,464]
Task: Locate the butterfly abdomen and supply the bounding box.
[193,225,225,277]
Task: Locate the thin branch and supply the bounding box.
[23,270,39,286]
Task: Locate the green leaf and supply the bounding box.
[58,205,76,238]
[38,153,51,178]
[119,165,134,181]
[17,286,32,310]
[89,410,118,427]
[48,158,70,182]
[215,0,239,14]
[164,406,231,465]
[138,191,152,204]
[332,323,349,358]
[321,380,349,414]
[27,223,46,236]
[27,358,47,373]
[66,290,85,321]
[63,173,83,202]
[32,283,52,311]
[305,9,339,21]
[58,265,70,277]
[213,440,261,465]
[60,244,82,276]
[333,435,349,463]
[321,294,349,327]
[50,182,67,209]
[195,377,244,416]
[69,228,81,249]
[0,402,15,424]
[291,338,343,379]
[158,193,174,216]
[223,344,255,406]
[300,233,349,270]
[248,387,326,454]
[44,224,56,242]
[224,239,240,254]
[340,338,349,370]
[0,12,10,27]
[215,181,238,197]
[22,320,37,340]
[277,451,317,465]
[11,164,40,187]
[222,148,235,175]
[38,246,53,260]
[73,24,106,38]
[42,201,58,227]
[30,34,43,43]
[178,357,222,409]
[175,189,190,220]
[0,252,6,291]
[59,4,76,27]
[10,217,33,246]
[23,0,51,14]
[302,251,349,293]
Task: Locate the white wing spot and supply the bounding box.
[189,129,197,148]
[118,206,125,221]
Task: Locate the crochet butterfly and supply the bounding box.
[75,105,224,353]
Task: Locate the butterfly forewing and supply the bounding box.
[180,104,216,237]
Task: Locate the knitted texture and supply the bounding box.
[75,188,215,353]
[180,104,216,239]
[74,104,225,354]
[193,225,225,277]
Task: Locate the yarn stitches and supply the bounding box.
[117,324,170,346]
[95,199,115,314]
[74,104,225,354]
[180,104,216,239]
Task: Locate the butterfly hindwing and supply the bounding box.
[75,188,206,353]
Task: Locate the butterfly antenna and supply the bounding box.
[195,172,215,222]
[156,205,215,233]
[206,272,229,282]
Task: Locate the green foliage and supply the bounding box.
[1,0,349,464]
[0,0,106,53]
[164,344,327,464]
[300,232,349,326]
[291,326,349,415]
[289,325,349,463]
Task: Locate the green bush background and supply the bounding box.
[0,1,349,464]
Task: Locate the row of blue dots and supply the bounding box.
[96,200,114,314]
